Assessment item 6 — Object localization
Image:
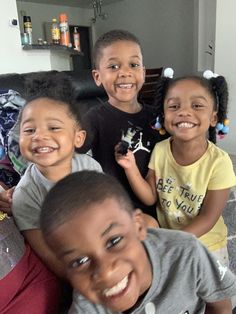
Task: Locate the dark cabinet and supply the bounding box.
[69,25,92,70]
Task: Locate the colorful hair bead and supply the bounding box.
[216,119,230,139]
[151,117,166,135]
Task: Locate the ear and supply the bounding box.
[74,129,86,148]
[132,209,147,241]
[210,111,218,127]
[92,69,102,87]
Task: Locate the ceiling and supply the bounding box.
[17,0,123,8]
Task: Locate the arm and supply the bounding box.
[115,149,157,205]
[205,299,232,313]
[23,229,66,278]
[181,188,230,237]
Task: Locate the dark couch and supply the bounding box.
[0,69,108,117]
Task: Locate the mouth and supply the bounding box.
[176,122,196,129]
[102,274,129,298]
[32,146,56,154]
[116,83,134,89]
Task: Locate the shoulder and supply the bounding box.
[69,292,112,314]
[73,153,103,172]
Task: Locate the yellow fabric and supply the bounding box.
[149,138,236,252]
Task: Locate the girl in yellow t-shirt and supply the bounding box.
[116,68,236,266]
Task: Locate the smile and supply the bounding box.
[103,275,129,297]
[33,146,56,154]
[176,122,195,128]
[116,83,134,89]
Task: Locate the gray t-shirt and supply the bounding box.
[12,153,102,230]
[69,228,236,314]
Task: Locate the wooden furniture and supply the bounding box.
[139,67,163,105]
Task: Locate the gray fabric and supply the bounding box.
[12,153,102,231]
[0,217,25,279]
[69,229,236,314]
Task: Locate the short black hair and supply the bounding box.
[20,71,82,125]
[93,29,142,69]
[41,170,134,236]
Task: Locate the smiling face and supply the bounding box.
[92,40,145,109]
[163,79,217,143]
[19,98,85,178]
[46,198,152,312]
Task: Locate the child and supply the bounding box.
[40,170,236,313]
[116,68,236,265]
[78,29,167,218]
[9,72,102,277]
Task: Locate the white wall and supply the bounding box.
[93,0,195,76]
[0,0,93,74]
[0,0,51,74]
[215,0,236,155]
[16,1,93,43]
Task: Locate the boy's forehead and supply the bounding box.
[101,40,142,58]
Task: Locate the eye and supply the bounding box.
[167,103,179,110]
[69,256,90,269]
[49,126,61,131]
[23,128,35,134]
[108,64,119,70]
[192,102,204,109]
[106,236,123,249]
[130,63,140,68]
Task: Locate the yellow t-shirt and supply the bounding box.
[149,138,236,251]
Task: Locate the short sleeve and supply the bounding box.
[195,239,236,302]
[12,186,42,230]
[208,153,236,190]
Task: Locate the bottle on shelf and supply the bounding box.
[23,16,32,45]
[51,18,60,45]
[73,27,81,51]
[59,13,70,47]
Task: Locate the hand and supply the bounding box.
[0,183,15,215]
[115,144,136,170]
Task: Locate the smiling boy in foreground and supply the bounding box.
[41,170,236,314]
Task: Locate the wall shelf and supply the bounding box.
[22,44,83,55]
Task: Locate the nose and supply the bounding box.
[118,65,132,78]
[177,105,192,117]
[32,128,49,141]
[92,255,118,285]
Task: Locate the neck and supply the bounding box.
[170,138,208,166]
[109,99,142,114]
[36,163,72,182]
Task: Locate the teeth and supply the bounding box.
[103,275,128,297]
[117,84,133,89]
[34,147,54,153]
[177,122,194,128]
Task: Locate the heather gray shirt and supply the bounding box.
[12,153,102,230]
[69,229,236,314]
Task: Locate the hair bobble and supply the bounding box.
[216,119,230,139]
[163,68,174,79]
[203,70,219,79]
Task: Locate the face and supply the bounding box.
[47,198,152,312]
[92,40,145,108]
[19,98,85,176]
[163,79,217,142]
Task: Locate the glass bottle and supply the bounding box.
[51,18,60,45]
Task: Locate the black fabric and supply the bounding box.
[78,101,167,217]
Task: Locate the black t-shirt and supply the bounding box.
[79,101,166,217]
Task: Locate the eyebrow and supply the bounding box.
[21,117,64,126]
[101,222,119,237]
[166,95,207,103]
[107,55,141,62]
